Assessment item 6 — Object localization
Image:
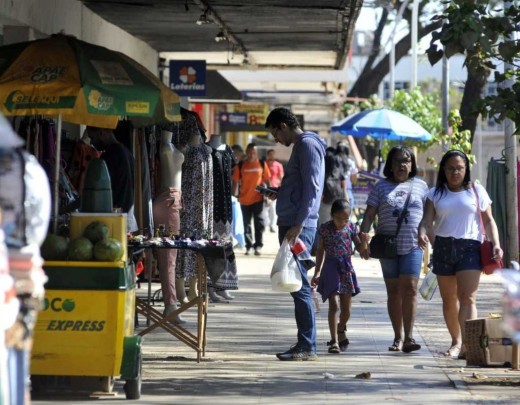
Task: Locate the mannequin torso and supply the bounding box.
[207,134,226,150]
[159,130,184,191]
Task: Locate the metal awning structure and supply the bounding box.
[188,70,242,103]
[81,0,363,70]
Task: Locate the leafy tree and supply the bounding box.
[348,1,444,99]
[426,1,520,140]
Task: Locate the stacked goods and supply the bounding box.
[41,220,123,262]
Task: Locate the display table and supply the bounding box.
[129,239,233,363]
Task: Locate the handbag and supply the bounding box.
[473,185,503,275]
[369,179,414,259]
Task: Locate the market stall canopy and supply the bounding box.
[81,0,363,70]
[0,33,181,128]
[331,108,433,142]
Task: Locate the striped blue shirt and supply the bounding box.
[366,177,428,255]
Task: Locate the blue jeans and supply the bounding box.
[278,226,317,353]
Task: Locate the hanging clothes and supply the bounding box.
[134,129,154,237]
[486,158,507,261]
[176,141,213,280]
[207,144,238,290]
[67,140,102,193]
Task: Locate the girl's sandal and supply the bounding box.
[327,340,341,354]
[338,324,349,351]
[388,338,403,352]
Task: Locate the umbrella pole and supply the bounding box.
[52,114,62,234]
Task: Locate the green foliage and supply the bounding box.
[426,1,520,132]
[426,110,476,168]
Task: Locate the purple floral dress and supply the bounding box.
[317,220,361,302]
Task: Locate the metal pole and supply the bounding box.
[504,0,519,370]
[52,114,62,234]
[441,55,450,136]
[411,0,419,90]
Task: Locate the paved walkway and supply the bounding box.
[33,230,520,404]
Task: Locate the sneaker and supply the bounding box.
[245,248,251,255]
[276,345,318,361]
[254,247,262,256]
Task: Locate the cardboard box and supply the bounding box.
[465,318,513,366]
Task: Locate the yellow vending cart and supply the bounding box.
[31,213,142,400]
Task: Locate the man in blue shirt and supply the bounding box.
[265,107,326,361]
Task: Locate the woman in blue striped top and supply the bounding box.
[359,146,429,353]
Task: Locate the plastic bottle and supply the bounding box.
[290,238,316,270]
[311,287,320,313]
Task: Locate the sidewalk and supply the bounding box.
[33,230,520,404]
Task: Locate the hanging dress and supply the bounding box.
[176,142,213,280]
[208,145,238,290]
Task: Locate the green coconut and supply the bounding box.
[83,221,109,244]
[41,234,69,260]
[94,238,123,261]
[68,237,94,261]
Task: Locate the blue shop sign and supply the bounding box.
[169,60,206,96]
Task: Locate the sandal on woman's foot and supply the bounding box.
[443,345,461,358]
[402,338,421,353]
[338,324,349,351]
[388,339,403,352]
[327,340,340,354]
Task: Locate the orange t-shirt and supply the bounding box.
[232,159,271,206]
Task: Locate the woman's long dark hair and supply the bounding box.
[382,145,417,179]
[434,149,471,198]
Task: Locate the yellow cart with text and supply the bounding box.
[31,213,142,399]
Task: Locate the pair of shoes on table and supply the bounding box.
[254,247,262,256]
[338,324,349,351]
[402,338,421,353]
[327,340,340,354]
[443,345,462,359]
[276,345,318,361]
[388,338,403,352]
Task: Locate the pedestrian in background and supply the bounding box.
[311,198,362,353]
[232,143,271,256]
[264,107,326,361]
[359,145,428,353]
[336,142,359,207]
[418,149,503,359]
[264,149,284,233]
[231,144,244,163]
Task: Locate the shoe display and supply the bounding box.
[276,345,318,361]
[216,290,235,300]
[254,247,261,256]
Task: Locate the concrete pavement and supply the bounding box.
[33,229,520,404]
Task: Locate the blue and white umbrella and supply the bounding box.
[331,108,432,142]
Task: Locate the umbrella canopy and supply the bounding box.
[0,33,181,128]
[331,108,432,142]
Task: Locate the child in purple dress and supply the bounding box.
[311,199,362,353]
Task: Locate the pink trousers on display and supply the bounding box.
[152,188,182,306]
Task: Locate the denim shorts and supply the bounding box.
[432,236,481,276]
[379,246,423,279]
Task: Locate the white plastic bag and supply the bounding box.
[419,268,438,301]
[270,239,302,292]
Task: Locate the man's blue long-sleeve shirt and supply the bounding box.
[276,131,326,228]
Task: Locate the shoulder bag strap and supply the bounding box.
[472,184,486,241]
[394,178,415,238]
